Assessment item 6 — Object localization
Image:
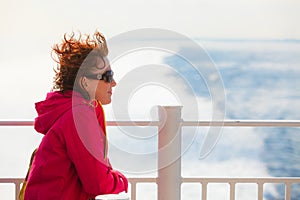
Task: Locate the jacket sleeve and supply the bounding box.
[64,105,128,195]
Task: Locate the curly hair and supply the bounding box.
[52,31,108,92]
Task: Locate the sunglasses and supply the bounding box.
[85,70,114,83]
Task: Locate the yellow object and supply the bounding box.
[18,149,37,200]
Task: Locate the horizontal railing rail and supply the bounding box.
[1,112,300,200]
[1,120,300,127]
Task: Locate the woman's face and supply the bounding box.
[84,57,117,105]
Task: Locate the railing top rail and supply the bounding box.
[0,120,300,127]
[2,177,300,184]
[182,120,300,127]
[182,177,300,183]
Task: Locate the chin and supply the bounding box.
[101,99,111,105]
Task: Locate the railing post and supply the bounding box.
[157,106,182,200]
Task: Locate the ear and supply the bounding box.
[75,76,92,100]
[81,76,89,89]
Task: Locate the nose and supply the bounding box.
[111,79,117,87]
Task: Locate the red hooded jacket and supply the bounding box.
[24,91,128,200]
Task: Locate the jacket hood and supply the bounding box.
[34,90,85,134]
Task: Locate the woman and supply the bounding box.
[24,31,128,200]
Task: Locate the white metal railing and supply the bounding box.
[1,106,300,200]
[2,177,300,200]
[0,178,23,200]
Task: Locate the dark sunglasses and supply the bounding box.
[85,70,114,83]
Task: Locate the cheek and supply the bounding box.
[95,82,108,101]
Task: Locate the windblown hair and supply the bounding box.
[52,31,108,92]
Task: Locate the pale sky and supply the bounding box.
[1,0,299,61]
[1,0,299,62]
[1,0,300,40]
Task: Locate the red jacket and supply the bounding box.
[24,91,128,200]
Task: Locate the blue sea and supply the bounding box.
[0,39,299,199]
[169,40,300,199]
